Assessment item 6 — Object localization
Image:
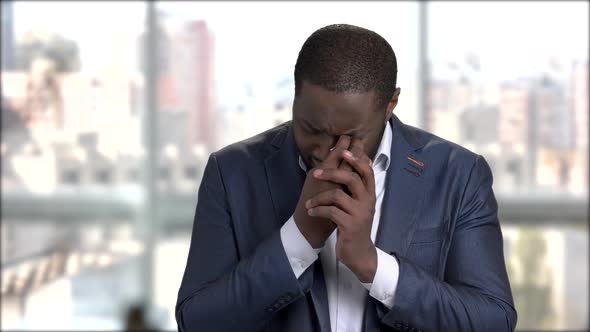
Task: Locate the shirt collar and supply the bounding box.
[374,120,392,172]
[298,121,392,173]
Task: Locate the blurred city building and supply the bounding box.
[426,57,588,196]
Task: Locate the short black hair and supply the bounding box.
[294,24,398,109]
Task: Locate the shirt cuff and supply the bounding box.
[361,248,399,309]
[280,215,321,278]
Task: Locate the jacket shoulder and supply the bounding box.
[408,124,482,170]
[213,121,290,166]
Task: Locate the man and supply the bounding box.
[176,24,517,332]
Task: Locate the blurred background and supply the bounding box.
[1,1,588,331]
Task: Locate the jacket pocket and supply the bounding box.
[407,225,445,276]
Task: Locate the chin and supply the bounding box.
[310,158,323,169]
[302,157,318,170]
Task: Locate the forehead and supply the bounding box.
[294,81,378,129]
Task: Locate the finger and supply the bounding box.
[323,135,351,168]
[349,138,365,159]
[349,138,373,167]
[308,205,349,226]
[336,160,354,196]
[338,159,353,171]
[313,168,365,199]
[338,137,363,174]
[343,149,375,194]
[305,188,356,214]
[335,134,351,150]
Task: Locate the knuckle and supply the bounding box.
[329,207,338,219]
[369,197,377,207]
[333,189,345,202]
[352,172,362,183]
[331,189,340,198]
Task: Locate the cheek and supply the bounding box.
[362,131,384,157]
[348,132,377,155]
[351,134,370,148]
[298,138,318,154]
[293,131,315,153]
[363,135,375,149]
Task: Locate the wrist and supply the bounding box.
[308,234,325,249]
[298,220,329,249]
[352,243,378,283]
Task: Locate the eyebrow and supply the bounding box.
[300,117,360,136]
[301,118,321,131]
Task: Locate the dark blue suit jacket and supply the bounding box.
[176,115,517,332]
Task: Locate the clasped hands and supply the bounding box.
[294,135,377,283]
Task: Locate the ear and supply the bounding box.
[384,87,401,122]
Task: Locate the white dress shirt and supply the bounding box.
[280,121,399,332]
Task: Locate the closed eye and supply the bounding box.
[307,126,322,135]
[300,119,323,135]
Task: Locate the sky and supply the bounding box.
[11,1,589,103]
[428,1,589,82]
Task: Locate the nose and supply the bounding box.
[312,135,338,161]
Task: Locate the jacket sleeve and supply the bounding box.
[379,155,517,332]
[175,153,315,332]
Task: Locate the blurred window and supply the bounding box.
[1,1,147,330]
[427,2,588,198]
[427,2,588,330]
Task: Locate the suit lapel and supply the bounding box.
[263,122,331,332]
[375,115,427,261]
[264,123,305,228]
